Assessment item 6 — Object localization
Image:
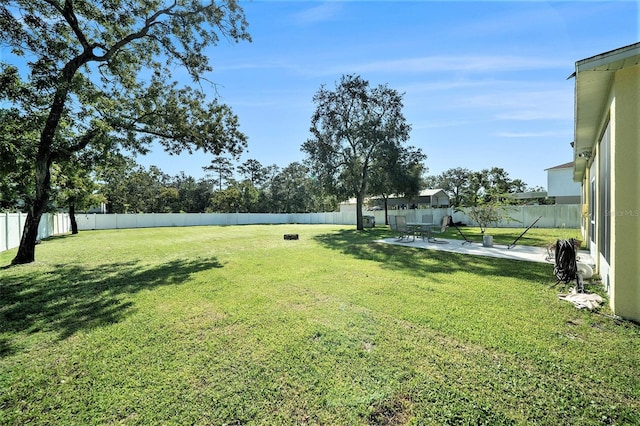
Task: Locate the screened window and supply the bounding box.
[599,122,611,263]
[590,177,596,243]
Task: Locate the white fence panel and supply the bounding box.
[75,213,96,230]
[1,213,23,252]
[1,213,25,252]
[451,205,581,228]
[74,211,358,231]
[3,206,579,254]
[94,214,114,229]
[1,213,70,253]
[379,205,580,229]
[1,214,6,252]
[53,213,69,235]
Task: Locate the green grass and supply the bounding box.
[1,225,638,425]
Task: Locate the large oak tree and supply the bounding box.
[302,74,412,230]
[0,0,251,264]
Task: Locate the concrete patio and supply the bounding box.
[376,236,595,266]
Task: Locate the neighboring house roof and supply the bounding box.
[506,191,548,200]
[571,42,640,181]
[545,161,574,171]
[341,189,450,205]
[417,189,448,197]
[383,189,449,200]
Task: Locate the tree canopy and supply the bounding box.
[0,0,251,264]
[302,74,414,230]
[368,145,427,224]
[428,167,531,207]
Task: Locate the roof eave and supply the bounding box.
[572,42,640,182]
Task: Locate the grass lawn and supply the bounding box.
[1,224,639,425]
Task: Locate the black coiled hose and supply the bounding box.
[554,239,578,284]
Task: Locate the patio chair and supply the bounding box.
[427,215,450,243]
[422,214,434,224]
[388,214,397,231]
[394,215,415,242]
[417,214,434,241]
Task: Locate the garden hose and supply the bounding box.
[554,239,579,289]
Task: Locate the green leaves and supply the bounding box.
[2,1,251,262]
[303,74,415,228]
[3,0,251,158]
[429,167,533,208]
[304,74,411,193]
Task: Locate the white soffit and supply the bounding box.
[572,43,640,181]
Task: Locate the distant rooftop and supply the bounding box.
[545,161,574,171]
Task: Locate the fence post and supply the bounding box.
[3,212,8,252]
[18,212,22,243]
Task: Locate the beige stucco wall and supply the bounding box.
[611,64,640,321]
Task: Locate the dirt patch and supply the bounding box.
[368,394,413,425]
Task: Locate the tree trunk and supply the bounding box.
[69,202,78,234]
[11,43,85,264]
[383,196,389,225]
[11,210,42,264]
[356,192,364,231]
[12,153,52,264]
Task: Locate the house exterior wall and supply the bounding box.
[610,65,640,320]
[344,190,451,210]
[580,62,640,322]
[547,167,581,198]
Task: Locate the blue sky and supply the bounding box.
[116,2,638,189]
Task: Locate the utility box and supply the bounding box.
[363,215,375,228]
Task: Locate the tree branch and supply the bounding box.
[51,127,102,161]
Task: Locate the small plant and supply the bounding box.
[466,202,513,234]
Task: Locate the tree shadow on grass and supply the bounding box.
[0,257,223,357]
[314,228,553,284]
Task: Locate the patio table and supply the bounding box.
[407,222,434,241]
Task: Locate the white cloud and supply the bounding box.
[453,87,573,120]
[331,55,567,75]
[215,55,567,81]
[291,3,343,26]
[495,130,570,138]
[411,118,486,130]
[399,79,500,93]
[495,110,570,121]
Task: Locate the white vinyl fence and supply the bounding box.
[2,205,580,253]
[75,205,580,231]
[458,204,581,228]
[1,212,71,253]
[366,204,581,229]
[74,211,356,230]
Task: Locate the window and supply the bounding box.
[599,122,611,263]
[590,176,596,243]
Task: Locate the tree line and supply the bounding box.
[96,156,339,215]
[425,167,545,208]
